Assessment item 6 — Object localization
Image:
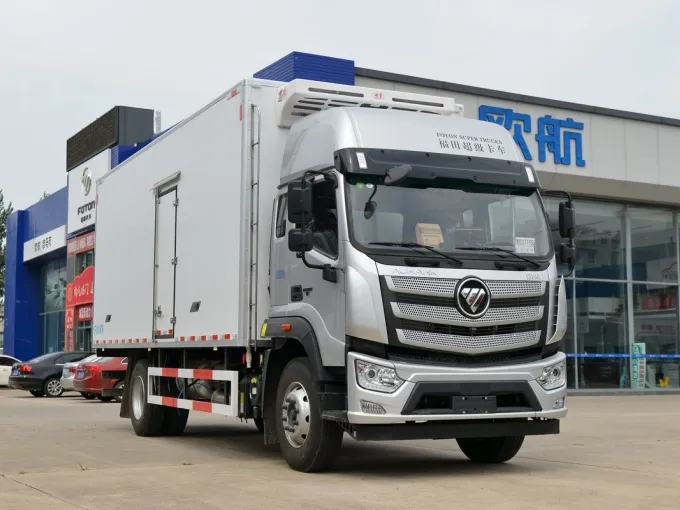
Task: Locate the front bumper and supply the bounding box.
[347,351,568,425]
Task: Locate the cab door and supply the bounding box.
[285,177,346,368]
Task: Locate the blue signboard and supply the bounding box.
[479,105,586,167]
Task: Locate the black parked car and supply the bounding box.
[9,351,92,397]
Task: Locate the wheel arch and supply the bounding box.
[259,316,333,446]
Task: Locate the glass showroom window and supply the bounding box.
[629,206,679,389]
[40,259,66,354]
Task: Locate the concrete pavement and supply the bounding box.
[1,389,679,509]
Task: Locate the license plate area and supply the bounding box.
[77,370,85,378]
[452,395,497,414]
[11,369,19,376]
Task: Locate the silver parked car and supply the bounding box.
[60,354,99,399]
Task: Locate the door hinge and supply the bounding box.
[155,195,161,204]
[171,257,178,265]
[170,317,176,325]
[155,306,162,317]
[173,198,179,207]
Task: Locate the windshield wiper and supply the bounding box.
[456,246,540,268]
[368,242,463,265]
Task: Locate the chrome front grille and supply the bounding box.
[392,302,544,327]
[398,330,541,354]
[387,276,545,298]
[386,275,547,355]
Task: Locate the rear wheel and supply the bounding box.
[161,407,189,436]
[275,357,343,472]
[43,377,63,398]
[97,395,114,403]
[254,417,264,433]
[81,392,96,400]
[130,359,165,436]
[456,436,525,463]
[30,390,44,398]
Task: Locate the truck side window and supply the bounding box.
[308,180,338,258]
[275,194,287,238]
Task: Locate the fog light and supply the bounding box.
[553,397,566,409]
[360,400,386,414]
[355,360,404,393]
[537,360,567,390]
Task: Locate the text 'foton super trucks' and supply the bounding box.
[92,77,576,472]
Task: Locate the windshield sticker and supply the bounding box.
[436,132,507,156]
[416,223,444,247]
[515,237,536,254]
[356,152,368,169]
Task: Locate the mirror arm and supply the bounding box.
[542,189,573,206]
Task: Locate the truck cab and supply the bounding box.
[262,97,575,465]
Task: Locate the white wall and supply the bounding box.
[356,75,680,206]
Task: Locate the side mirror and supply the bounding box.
[287,180,313,225]
[288,228,313,253]
[560,242,576,272]
[558,201,575,239]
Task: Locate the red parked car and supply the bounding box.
[73,357,127,402]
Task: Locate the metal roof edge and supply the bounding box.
[355,67,680,128]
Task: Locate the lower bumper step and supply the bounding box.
[348,418,559,442]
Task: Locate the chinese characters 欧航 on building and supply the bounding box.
[478,105,586,167]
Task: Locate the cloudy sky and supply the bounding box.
[1,0,678,210]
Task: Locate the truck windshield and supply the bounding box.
[346,174,552,259]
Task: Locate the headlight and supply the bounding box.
[537,360,567,390]
[355,360,404,394]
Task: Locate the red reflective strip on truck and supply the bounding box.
[193,369,213,380]
[162,397,178,408]
[224,334,231,340]
[179,336,186,342]
[192,401,212,413]
[190,336,196,341]
[161,368,179,378]
[200,335,207,341]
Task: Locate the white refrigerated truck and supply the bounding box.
[93,77,576,472]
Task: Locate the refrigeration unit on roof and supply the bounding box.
[275,79,464,128]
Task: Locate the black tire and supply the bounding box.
[81,392,96,400]
[161,407,190,436]
[275,357,343,473]
[254,417,264,433]
[113,381,124,404]
[130,359,165,436]
[97,395,114,403]
[30,390,44,397]
[457,436,525,463]
[43,377,63,398]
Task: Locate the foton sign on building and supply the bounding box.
[67,149,111,235]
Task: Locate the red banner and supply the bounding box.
[65,308,75,351]
[77,305,93,322]
[66,265,95,307]
[67,231,96,256]
[640,294,677,311]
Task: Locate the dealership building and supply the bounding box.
[3,52,680,391]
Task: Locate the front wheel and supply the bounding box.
[457,436,525,463]
[81,392,96,400]
[30,390,44,398]
[275,357,343,473]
